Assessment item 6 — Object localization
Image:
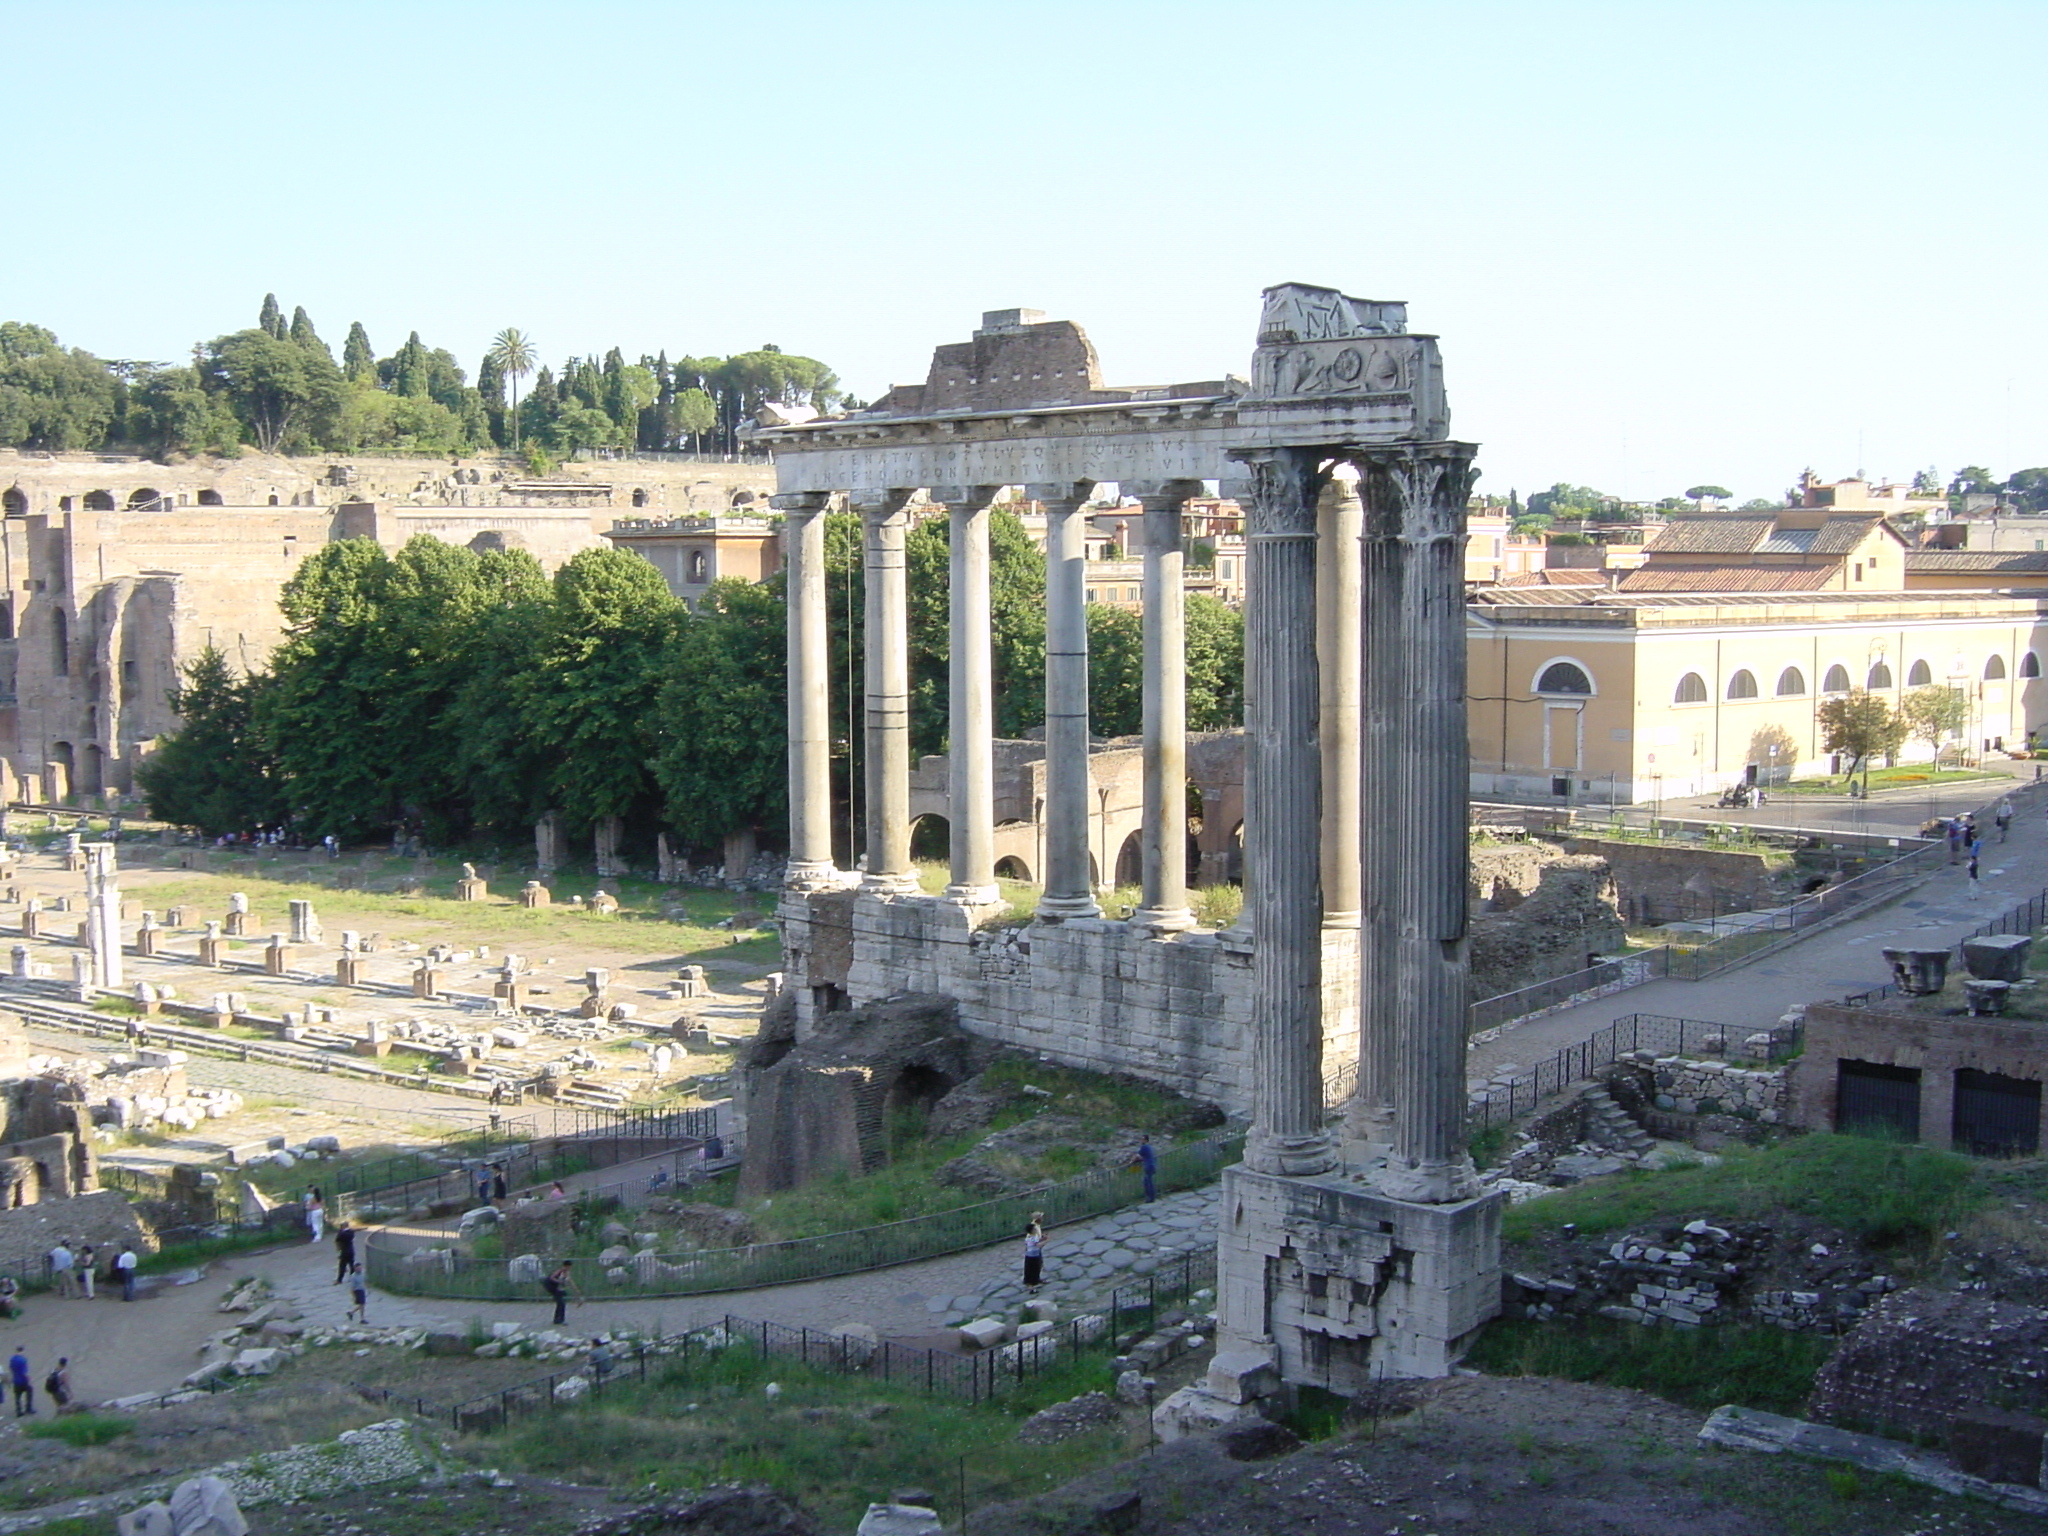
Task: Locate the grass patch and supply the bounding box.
[25,1413,135,1447]
[479,1342,1128,1527]
[1774,766,1999,796]
[1501,1133,1979,1249]
[1467,1317,1834,1415]
[139,1224,296,1273]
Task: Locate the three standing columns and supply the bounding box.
[776,493,838,888]
[945,488,1001,904]
[1132,482,1199,933]
[859,492,918,895]
[1237,448,1336,1178]
[1035,486,1101,920]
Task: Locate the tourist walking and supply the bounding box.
[1948,818,1965,863]
[9,1348,32,1416]
[1136,1136,1158,1203]
[333,1223,357,1285]
[1969,851,1983,898]
[1998,798,2016,842]
[0,1277,21,1320]
[43,1358,68,1409]
[346,1264,369,1324]
[1022,1214,1046,1293]
[76,1244,94,1301]
[46,1241,73,1299]
[304,1188,325,1244]
[542,1261,578,1326]
[490,1165,508,1206]
[475,1167,493,1207]
[114,1244,137,1302]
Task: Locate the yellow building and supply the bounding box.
[1467,587,2048,803]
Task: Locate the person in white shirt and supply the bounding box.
[114,1245,137,1303]
[45,1244,73,1300]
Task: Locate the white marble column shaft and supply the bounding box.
[1036,489,1100,919]
[777,493,837,886]
[946,490,999,903]
[860,493,917,893]
[1238,448,1335,1177]
[1317,477,1363,932]
[1360,443,1481,1202]
[1133,485,1196,933]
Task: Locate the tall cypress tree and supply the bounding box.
[288,306,331,361]
[258,293,286,339]
[342,322,376,384]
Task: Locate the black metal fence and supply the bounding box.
[1467,1012,1801,1130]
[368,1134,1239,1301]
[408,1248,1216,1434]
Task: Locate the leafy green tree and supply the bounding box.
[448,553,556,834]
[1951,466,1999,495]
[653,578,789,848]
[122,362,241,457]
[134,648,280,834]
[288,306,328,359]
[1912,466,1942,496]
[1737,498,1780,511]
[1087,603,1143,738]
[486,329,536,450]
[554,405,619,455]
[521,548,681,835]
[1185,594,1243,730]
[202,328,343,452]
[341,322,376,384]
[1816,690,1908,779]
[1684,484,1732,508]
[675,387,716,451]
[0,323,118,451]
[2006,468,2048,513]
[1526,483,1612,522]
[1902,684,1970,765]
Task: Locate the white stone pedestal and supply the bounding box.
[1215,1162,1503,1389]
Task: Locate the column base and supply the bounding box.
[1368,1155,1482,1205]
[1034,895,1102,922]
[1244,1129,1336,1178]
[1128,905,1196,936]
[784,860,843,892]
[861,872,922,897]
[1320,911,1362,931]
[943,882,1001,906]
[1216,1163,1503,1387]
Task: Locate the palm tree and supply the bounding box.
[487,328,537,452]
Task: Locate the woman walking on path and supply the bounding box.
[543,1261,578,1326]
[333,1223,357,1284]
[346,1264,369,1324]
[304,1188,325,1244]
[1022,1214,1046,1293]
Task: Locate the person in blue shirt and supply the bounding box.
[1137,1136,1158,1203]
[9,1348,33,1416]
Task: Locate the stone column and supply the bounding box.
[777,493,838,887]
[1358,442,1482,1202]
[859,492,918,893]
[1034,486,1101,920]
[1317,475,1363,931]
[1237,448,1335,1177]
[1131,483,1197,933]
[944,488,1000,903]
[82,842,121,992]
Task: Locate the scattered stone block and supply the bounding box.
[1151,1384,1269,1443]
[168,1473,248,1536]
[231,1347,281,1376]
[1963,933,2034,982]
[1204,1349,1279,1405]
[855,1505,942,1536]
[116,1502,175,1536]
[957,1317,1009,1349]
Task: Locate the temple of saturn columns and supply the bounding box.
[758,287,1501,1386]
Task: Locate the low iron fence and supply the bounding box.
[382,1249,1217,1435]
[366,1132,1240,1301]
[1466,1011,1801,1130]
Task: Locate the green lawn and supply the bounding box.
[1772,766,2002,796]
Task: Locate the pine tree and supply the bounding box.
[288,306,331,362]
[258,294,286,340]
[342,322,376,384]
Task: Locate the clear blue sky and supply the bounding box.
[3,0,2039,503]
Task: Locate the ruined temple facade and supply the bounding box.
[0,451,774,799]
[758,290,1502,1389]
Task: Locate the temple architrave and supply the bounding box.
[754,288,1502,1391]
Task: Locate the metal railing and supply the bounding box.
[1467,1012,1800,1130]
[367,1131,1240,1300]
[1468,954,1665,1035]
[398,1249,1215,1434]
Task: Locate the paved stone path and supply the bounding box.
[1468,772,2048,1081]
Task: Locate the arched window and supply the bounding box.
[2025,652,2042,680]
[1535,661,1593,695]
[1869,662,1894,689]
[82,490,114,511]
[1,488,24,517]
[197,489,224,506]
[125,487,161,511]
[631,488,648,508]
[1726,669,1758,699]
[1907,659,1932,686]
[1776,667,1806,696]
[1674,672,1708,704]
[1986,654,2008,680]
[1822,664,1851,693]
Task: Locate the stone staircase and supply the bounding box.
[1581,1083,1654,1157]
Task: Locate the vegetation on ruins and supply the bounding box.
[138,521,1246,858]
[0,296,838,459]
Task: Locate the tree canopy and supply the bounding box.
[1816,690,1908,776]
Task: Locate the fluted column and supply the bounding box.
[1358,442,1481,1202]
[1317,476,1363,931]
[777,493,837,887]
[946,487,1000,903]
[1351,470,1400,1147]
[859,491,918,894]
[1238,448,1335,1177]
[1132,482,1198,933]
[1035,486,1101,920]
